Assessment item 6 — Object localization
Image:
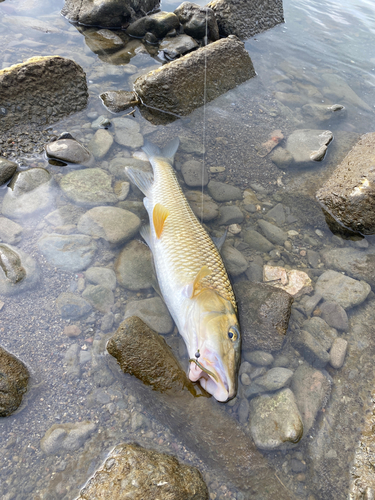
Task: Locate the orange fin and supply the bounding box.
[153,203,170,239]
[191,265,211,298]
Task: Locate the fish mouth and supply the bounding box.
[188,357,232,402]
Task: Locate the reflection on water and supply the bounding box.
[1,0,375,498]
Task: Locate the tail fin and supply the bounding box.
[142,138,179,165]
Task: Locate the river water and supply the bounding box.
[1,0,375,499]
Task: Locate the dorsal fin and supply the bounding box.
[153,203,170,239]
[191,265,211,298]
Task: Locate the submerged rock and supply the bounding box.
[185,190,219,221]
[0,157,17,186]
[56,292,92,319]
[302,102,346,123]
[321,246,375,288]
[0,56,87,131]
[38,233,97,272]
[0,244,40,296]
[112,117,143,149]
[277,129,333,167]
[45,138,94,166]
[0,346,29,417]
[316,132,375,235]
[134,36,255,119]
[315,269,371,310]
[0,217,23,245]
[76,443,209,500]
[40,421,97,455]
[174,2,219,41]
[127,11,180,39]
[263,266,313,297]
[115,239,153,290]
[124,297,174,334]
[59,168,117,207]
[100,90,139,113]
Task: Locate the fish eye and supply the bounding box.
[228,326,239,341]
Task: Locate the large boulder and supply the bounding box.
[174,2,219,41]
[316,132,375,235]
[0,57,87,131]
[61,0,160,28]
[134,36,255,117]
[207,0,284,40]
[0,347,29,417]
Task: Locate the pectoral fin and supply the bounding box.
[191,265,211,298]
[125,167,153,197]
[153,203,170,239]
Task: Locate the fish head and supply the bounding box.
[187,289,241,402]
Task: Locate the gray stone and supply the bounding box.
[159,34,199,59]
[85,267,116,291]
[77,206,140,246]
[179,137,205,154]
[257,219,288,246]
[59,168,117,207]
[319,301,349,331]
[40,422,96,455]
[300,292,322,316]
[285,129,333,166]
[56,292,92,319]
[234,281,292,352]
[45,138,93,166]
[272,355,290,368]
[109,156,151,181]
[115,239,153,290]
[221,243,248,277]
[249,388,303,450]
[207,180,242,202]
[100,90,139,114]
[322,73,372,112]
[307,249,320,268]
[63,343,81,378]
[242,229,274,252]
[185,190,219,221]
[245,351,274,366]
[315,270,371,310]
[112,117,143,149]
[321,246,375,288]
[174,2,219,41]
[117,200,148,219]
[271,147,294,169]
[0,244,40,296]
[302,317,338,351]
[75,443,209,500]
[238,398,250,424]
[134,37,255,118]
[291,330,330,368]
[87,129,113,160]
[266,203,286,226]
[0,56,87,131]
[254,367,294,392]
[0,157,17,186]
[127,11,180,38]
[45,205,86,227]
[0,217,23,244]
[38,233,97,272]
[82,284,114,313]
[124,297,173,334]
[207,0,284,40]
[245,256,264,283]
[302,102,346,123]
[181,159,208,187]
[0,347,29,417]
[101,312,114,332]
[291,363,331,434]
[218,205,244,225]
[316,132,375,235]
[329,338,348,369]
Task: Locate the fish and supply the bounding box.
[126,138,241,402]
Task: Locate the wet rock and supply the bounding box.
[83,28,125,53]
[40,421,96,455]
[118,200,148,219]
[87,129,113,160]
[56,292,92,320]
[82,284,114,313]
[2,168,55,219]
[125,297,173,334]
[134,37,255,118]
[85,267,116,291]
[302,317,338,351]
[181,159,208,187]
[127,11,180,39]
[258,219,288,246]
[45,138,94,166]
[114,180,130,201]
[160,34,199,59]
[319,301,349,331]
[76,442,209,500]
[112,117,143,149]
[321,246,375,288]
[0,217,23,244]
[315,270,371,310]
[207,180,243,202]
[0,157,17,186]
[0,56,88,131]
[253,367,294,392]
[263,266,313,297]
[249,388,303,450]
[242,229,274,252]
[185,190,219,221]
[59,168,117,207]
[280,129,333,167]
[245,351,274,366]
[266,203,286,225]
[307,249,320,268]
[300,292,322,316]
[45,205,85,227]
[38,233,97,272]
[64,324,82,338]
[218,205,244,225]
[207,0,284,39]
[221,243,248,276]
[238,398,250,423]
[322,73,371,112]
[100,90,139,113]
[109,156,151,181]
[302,102,346,123]
[61,0,159,28]
[174,2,219,41]
[115,239,153,290]
[234,281,292,352]
[0,347,29,417]
[291,330,330,368]
[291,363,331,435]
[329,338,348,369]
[77,206,140,246]
[0,244,39,296]
[316,132,375,235]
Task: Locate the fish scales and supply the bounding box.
[151,159,236,310]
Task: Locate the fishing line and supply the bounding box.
[201,8,208,223]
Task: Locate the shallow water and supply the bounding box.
[1,0,375,499]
